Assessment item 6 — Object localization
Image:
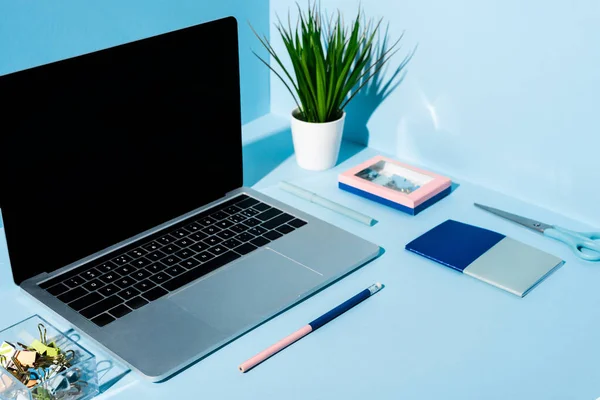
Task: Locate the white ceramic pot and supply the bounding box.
[290,108,346,171]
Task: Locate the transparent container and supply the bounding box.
[0,315,98,400]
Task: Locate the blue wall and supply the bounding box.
[269,0,600,226]
[0,0,270,124]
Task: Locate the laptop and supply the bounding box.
[0,17,380,381]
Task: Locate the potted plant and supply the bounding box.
[251,2,411,171]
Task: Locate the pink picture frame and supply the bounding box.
[338,155,452,209]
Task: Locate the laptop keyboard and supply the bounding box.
[39,194,307,327]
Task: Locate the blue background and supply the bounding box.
[2,142,600,399]
[269,0,600,227]
[2,0,598,227]
[0,0,270,124]
[1,2,600,399]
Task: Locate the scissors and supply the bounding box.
[474,203,600,262]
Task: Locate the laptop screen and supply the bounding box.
[0,17,242,285]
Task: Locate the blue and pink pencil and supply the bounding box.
[238,282,383,372]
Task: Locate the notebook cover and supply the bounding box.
[338,182,452,215]
[405,220,564,297]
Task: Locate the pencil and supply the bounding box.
[238,282,383,373]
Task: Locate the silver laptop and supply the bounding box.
[0,17,380,381]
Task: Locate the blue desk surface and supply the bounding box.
[1,115,599,399]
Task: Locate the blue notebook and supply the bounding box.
[405,220,564,297]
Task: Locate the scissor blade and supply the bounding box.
[474,203,552,233]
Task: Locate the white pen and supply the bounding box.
[278,181,376,226]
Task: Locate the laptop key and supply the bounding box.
[180,258,200,269]
[162,255,182,266]
[127,248,148,259]
[117,287,140,301]
[236,232,255,242]
[222,238,242,249]
[264,230,283,241]
[146,249,167,261]
[250,236,270,247]
[143,241,162,252]
[224,205,242,214]
[162,251,240,292]
[202,225,221,235]
[243,218,261,227]
[174,238,193,248]
[160,244,181,255]
[252,202,270,212]
[96,261,117,273]
[64,276,86,288]
[131,257,152,268]
[185,222,203,232]
[276,224,295,235]
[149,272,171,285]
[47,283,69,296]
[248,226,268,236]
[232,194,250,204]
[203,236,222,246]
[157,234,175,245]
[262,213,294,230]
[133,279,155,292]
[190,242,209,253]
[240,208,260,218]
[174,248,195,260]
[199,216,217,226]
[91,313,115,327]
[109,304,132,319]
[233,243,257,255]
[82,279,105,292]
[211,211,229,221]
[80,295,121,319]
[142,286,168,301]
[115,277,136,289]
[229,224,248,234]
[227,214,246,224]
[126,296,149,310]
[98,283,119,297]
[216,229,235,240]
[81,268,101,280]
[216,219,234,229]
[188,231,208,241]
[195,251,214,263]
[170,229,188,239]
[256,208,282,221]
[69,292,103,311]
[58,287,88,303]
[288,219,307,228]
[99,272,121,284]
[165,266,185,277]
[115,265,135,276]
[208,245,226,256]
[237,197,260,209]
[113,255,132,265]
[130,268,152,281]
[145,261,167,274]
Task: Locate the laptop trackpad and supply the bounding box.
[169,248,324,334]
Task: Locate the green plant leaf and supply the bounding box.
[250,0,415,123]
[251,50,301,111]
[249,22,300,94]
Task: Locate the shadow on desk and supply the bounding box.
[338,140,366,165]
[64,329,131,394]
[243,128,294,187]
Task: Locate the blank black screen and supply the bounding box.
[0,17,242,285]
